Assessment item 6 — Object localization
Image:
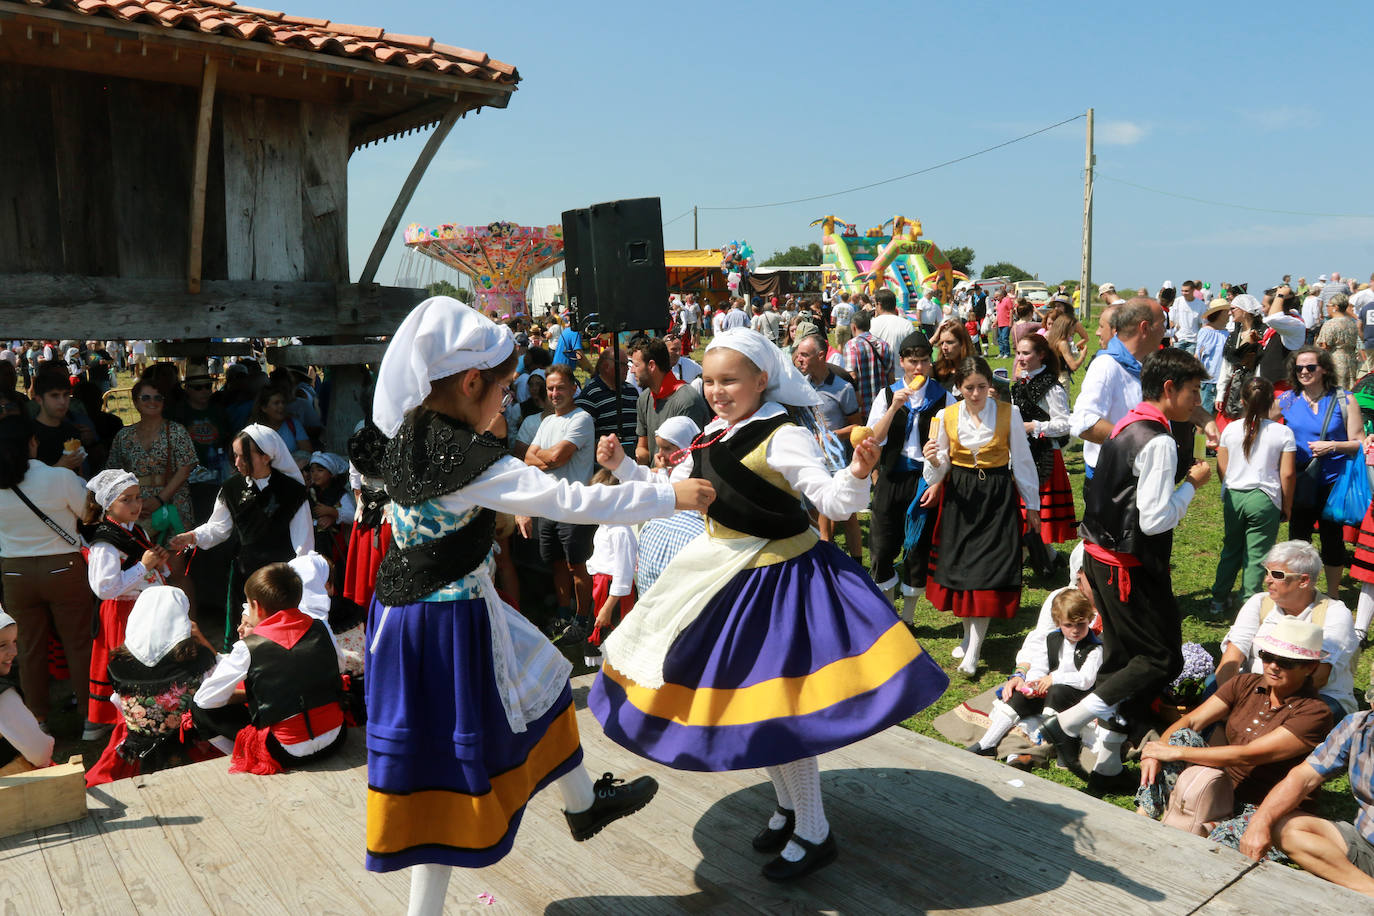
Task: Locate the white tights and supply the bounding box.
[1357,583,1374,639]
[958,618,990,674]
[767,757,829,861]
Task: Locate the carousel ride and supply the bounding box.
[402,221,565,318]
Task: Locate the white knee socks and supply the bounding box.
[958,619,990,674]
[1357,584,1374,640]
[977,700,1020,750]
[777,757,828,861]
[1090,724,1129,776]
[407,865,452,916]
[557,766,595,814]
[765,765,794,829]
[1054,693,1115,738]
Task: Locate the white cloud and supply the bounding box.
[1098,120,1147,146]
[1238,105,1316,133]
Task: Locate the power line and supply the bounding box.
[661,207,694,228]
[1095,171,1374,219]
[696,113,1087,212]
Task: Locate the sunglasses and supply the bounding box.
[186,383,213,392]
[1258,650,1303,670]
[138,393,165,403]
[1263,567,1294,580]
[1295,364,1320,373]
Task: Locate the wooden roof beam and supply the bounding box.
[2,6,516,102]
[186,55,219,294]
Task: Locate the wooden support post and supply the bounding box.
[357,104,462,285]
[187,56,219,295]
[1079,108,1094,323]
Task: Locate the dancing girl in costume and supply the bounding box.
[364,298,715,916]
[921,356,1041,676]
[591,328,949,881]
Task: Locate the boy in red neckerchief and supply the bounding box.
[192,562,346,774]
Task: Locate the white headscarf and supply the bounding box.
[705,328,821,408]
[0,608,15,631]
[123,586,192,667]
[656,416,700,450]
[307,451,348,477]
[288,553,332,621]
[87,469,139,511]
[242,424,304,484]
[1231,294,1263,316]
[373,296,514,437]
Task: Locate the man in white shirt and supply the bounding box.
[868,289,916,380]
[1302,280,1326,344]
[664,333,702,383]
[831,294,856,348]
[1167,280,1205,353]
[916,292,943,338]
[1070,300,1161,483]
[520,365,598,644]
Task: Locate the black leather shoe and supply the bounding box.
[751,806,795,853]
[1039,717,1086,777]
[1085,769,1134,798]
[762,832,838,882]
[965,741,997,757]
[564,772,658,841]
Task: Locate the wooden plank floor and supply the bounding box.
[1,676,1368,914]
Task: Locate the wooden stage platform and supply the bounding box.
[2,677,1366,914]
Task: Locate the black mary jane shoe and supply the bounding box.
[762,832,838,882]
[965,741,997,757]
[751,807,795,853]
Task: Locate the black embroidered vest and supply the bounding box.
[220,471,308,574]
[1081,418,1179,576]
[878,386,947,475]
[1045,629,1102,673]
[375,410,508,605]
[690,415,810,539]
[89,521,151,571]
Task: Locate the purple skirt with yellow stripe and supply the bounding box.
[364,598,583,872]
[589,540,948,771]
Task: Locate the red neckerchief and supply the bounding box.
[249,608,315,650]
[1260,327,1276,347]
[1110,401,1170,438]
[652,371,685,406]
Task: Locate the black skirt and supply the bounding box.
[932,464,1023,593]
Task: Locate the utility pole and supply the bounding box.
[1079,108,1094,323]
[693,205,699,249]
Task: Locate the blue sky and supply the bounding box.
[296,0,1374,292]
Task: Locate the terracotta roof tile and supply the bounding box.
[14,0,520,84]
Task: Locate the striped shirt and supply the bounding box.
[842,331,893,418]
[575,376,638,457]
[1306,710,1374,843]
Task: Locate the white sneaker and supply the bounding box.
[951,645,966,660]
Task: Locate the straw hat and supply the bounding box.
[1254,617,1326,663]
[1203,299,1231,320]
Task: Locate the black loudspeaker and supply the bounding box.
[560,197,668,333]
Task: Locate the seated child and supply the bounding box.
[307,451,355,571]
[289,552,365,721]
[583,469,638,667]
[968,588,1102,758]
[0,609,54,776]
[86,586,221,787]
[192,562,347,775]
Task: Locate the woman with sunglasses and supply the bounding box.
[1276,346,1362,597]
[1215,540,1359,722]
[104,378,198,538]
[1135,616,1333,847]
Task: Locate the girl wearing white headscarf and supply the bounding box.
[590,328,950,882]
[363,297,715,914]
[0,609,54,775]
[84,586,220,787]
[170,425,311,649]
[306,450,353,568]
[83,469,170,733]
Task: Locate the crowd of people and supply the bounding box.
[2,270,1374,906]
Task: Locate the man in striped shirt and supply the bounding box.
[1241,709,1374,898]
[576,348,638,468]
[842,310,893,419]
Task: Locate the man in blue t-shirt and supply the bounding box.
[550,325,584,369]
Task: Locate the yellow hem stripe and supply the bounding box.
[602,622,921,728]
[367,702,581,855]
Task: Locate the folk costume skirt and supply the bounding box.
[927,464,1022,618]
[590,532,948,772]
[88,597,136,725]
[344,520,392,608]
[1351,502,1374,585]
[1034,449,1078,544]
[363,595,582,873]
